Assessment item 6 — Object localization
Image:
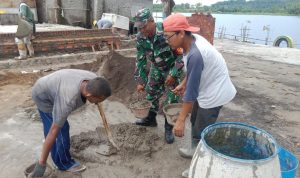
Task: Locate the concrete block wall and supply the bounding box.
[91,0,104,22]
[44,0,56,24]
[44,0,90,27]
[61,0,89,26]
[35,0,152,27]
[36,0,47,23]
[103,0,152,18]
[187,13,215,45]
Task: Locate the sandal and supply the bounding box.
[65,162,86,173]
[15,56,27,60]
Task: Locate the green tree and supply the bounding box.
[184,3,190,9]
[153,0,300,15]
[196,2,202,10]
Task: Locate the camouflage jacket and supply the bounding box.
[134,22,184,85]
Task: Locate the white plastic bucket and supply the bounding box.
[189,122,281,178]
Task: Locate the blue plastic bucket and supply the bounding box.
[278,147,299,178]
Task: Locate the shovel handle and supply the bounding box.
[97,103,119,149]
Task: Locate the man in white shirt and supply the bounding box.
[163,13,236,177]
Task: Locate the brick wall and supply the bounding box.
[187,13,215,45]
[0,29,120,59]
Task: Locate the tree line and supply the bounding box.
[153,0,300,15]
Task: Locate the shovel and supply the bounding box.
[96,102,119,156]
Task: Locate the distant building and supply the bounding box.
[0,0,152,28]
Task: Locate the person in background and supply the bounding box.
[96,18,113,29]
[15,0,35,60]
[163,13,236,177]
[132,8,184,144]
[28,69,112,177]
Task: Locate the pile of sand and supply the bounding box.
[100,52,137,103]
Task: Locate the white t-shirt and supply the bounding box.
[182,34,236,108]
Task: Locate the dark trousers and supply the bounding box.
[38,110,76,170]
[190,102,222,141]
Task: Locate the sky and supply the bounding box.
[153,0,226,6]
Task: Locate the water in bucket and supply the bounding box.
[204,126,275,160]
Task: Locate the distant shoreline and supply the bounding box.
[152,11,300,17]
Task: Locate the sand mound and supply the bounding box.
[0,51,139,103]
[100,51,137,103]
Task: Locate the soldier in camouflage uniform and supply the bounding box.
[132,8,184,144]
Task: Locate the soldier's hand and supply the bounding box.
[172,84,185,96]
[165,75,175,86]
[136,84,145,93]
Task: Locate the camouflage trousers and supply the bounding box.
[145,64,182,113]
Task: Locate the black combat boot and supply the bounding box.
[164,116,175,144]
[135,111,157,127]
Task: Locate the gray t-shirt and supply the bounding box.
[32,69,97,127]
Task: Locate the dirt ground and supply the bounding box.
[0,39,299,178]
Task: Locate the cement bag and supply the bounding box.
[16,17,33,38]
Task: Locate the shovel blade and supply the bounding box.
[96,144,117,156]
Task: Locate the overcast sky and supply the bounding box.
[153,0,226,6]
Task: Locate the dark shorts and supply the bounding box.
[190,101,223,140]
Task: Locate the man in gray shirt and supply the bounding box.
[29,69,112,177]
